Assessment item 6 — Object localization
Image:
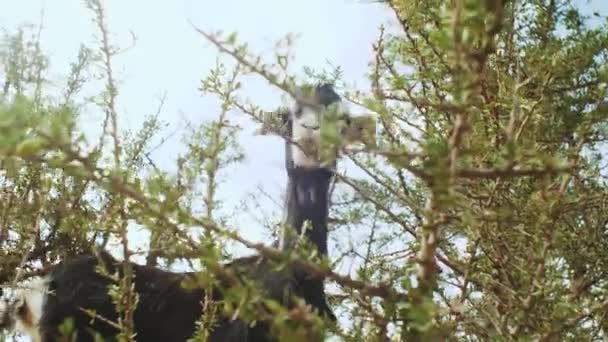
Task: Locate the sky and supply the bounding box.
[0,0,394,259]
[1,0,605,255]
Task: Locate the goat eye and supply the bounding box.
[294,107,303,118]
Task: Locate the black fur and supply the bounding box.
[40,252,212,342]
[36,251,333,342]
[314,83,341,107]
[284,167,333,257]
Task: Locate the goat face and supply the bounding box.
[288,83,351,170]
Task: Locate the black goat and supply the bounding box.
[0,250,334,342]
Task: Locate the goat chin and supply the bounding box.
[2,276,49,342]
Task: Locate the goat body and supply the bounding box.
[1,251,333,342]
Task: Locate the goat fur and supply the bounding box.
[1,250,333,342]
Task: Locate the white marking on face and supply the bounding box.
[291,106,322,168]
[13,276,48,342]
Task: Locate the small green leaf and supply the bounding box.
[15,137,47,158]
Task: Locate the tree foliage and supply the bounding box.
[1,0,607,341]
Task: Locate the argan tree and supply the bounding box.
[1,0,607,341]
